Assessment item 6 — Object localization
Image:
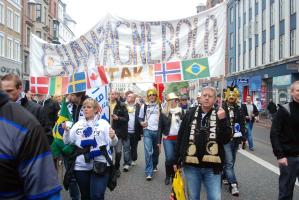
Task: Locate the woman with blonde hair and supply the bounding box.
[158,92,184,185]
[63,98,118,200]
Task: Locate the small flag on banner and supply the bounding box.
[154,61,182,83]
[68,72,86,94]
[30,76,49,94]
[49,76,68,96]
[86,65,109,89]
[182,58,210,80]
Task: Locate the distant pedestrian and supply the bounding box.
[180,94,190,114]
[270,80,299,200]
[0,81,61,199]
[174,86,231,200]
[241,95,259,151]
[267,99,277,120]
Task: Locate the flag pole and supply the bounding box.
[219,75,225,107]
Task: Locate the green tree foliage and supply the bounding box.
[165,81,189,95]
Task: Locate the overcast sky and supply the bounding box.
[63,0,207,90]
[64,0,207,37]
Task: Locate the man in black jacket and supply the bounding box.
[174,86,231,200]
[267,99,277,120]
[1,74,52,144]
[110,90,129,177]
[241,95,259,151]
[270,81,299,200]
[124,91,143,171]
[222,86,246,196]
[0,81,61,199]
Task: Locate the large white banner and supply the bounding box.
[30,2,226,83]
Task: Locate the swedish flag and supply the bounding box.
[182,58,210,80]
[68,72,87,94]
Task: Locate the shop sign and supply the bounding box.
[238,78,249,83]
[0,66,21,77]
[273,75,291,86]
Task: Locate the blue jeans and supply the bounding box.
[279,157,299,200]
[75,170,109,200]
[163,139,176,165]
[223,140,239,184]
[143,129,159,176]
[184,165,221,200]
[246,122,254,149]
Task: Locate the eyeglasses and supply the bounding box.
[148,94,157,97]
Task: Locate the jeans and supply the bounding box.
[63,156,80,200]
[246,122,254,149]
[75,170,109,200]
[223,139,239,184]
[184,165,221,200]
[279,157,299,200]
[143,129,159,176]
[114,138,131,169]
[163,139,176,165]
[129,133,139,162]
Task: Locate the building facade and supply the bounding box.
[57,0,75,44]
[0,0,22,78]
[227,0,299,109]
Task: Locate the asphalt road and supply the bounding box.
[61,124,299,199]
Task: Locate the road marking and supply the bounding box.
[238,149,299,186]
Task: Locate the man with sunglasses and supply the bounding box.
[139,88,161,181]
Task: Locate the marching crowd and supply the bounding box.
[0,73,299,200]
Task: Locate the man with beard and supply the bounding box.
[222,86,246,196]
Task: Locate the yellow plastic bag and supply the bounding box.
[172,170,186,200]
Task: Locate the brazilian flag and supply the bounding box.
[51,98,75,157]
[182,58,210,80]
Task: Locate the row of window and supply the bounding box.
[0,33,20,61]
[0,3,21,33]
[230,29,296,73]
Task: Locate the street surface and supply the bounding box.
[62,123,299,199]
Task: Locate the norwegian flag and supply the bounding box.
[154,61,182,83]
[86,65,109,89]
[30,76,49,94]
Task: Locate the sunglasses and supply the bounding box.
[148,94,157,97]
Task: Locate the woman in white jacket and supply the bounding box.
[64,98,118,200]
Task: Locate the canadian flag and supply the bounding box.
[30,76,49,94]
[86,65,109,89]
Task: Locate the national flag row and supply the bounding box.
[30,66,108,95]
[154,57,210,83]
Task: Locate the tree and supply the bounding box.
[165,81,189,95]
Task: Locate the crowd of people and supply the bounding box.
[0,73,298,200]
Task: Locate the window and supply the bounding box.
[36,4,41,22]
[255,17,259,33]
[14,40,20,61]
[7,8,13,29]
[14,13,20,32]
[270,39,274,62]
[270,3,275,26]
[255,46,258,66]
[262,43,266,64]
[0,3,4,24]
[230,33,234,49]
[244,53,247,69]
[249,49,252,68]
[27,27,31,46]
[36,31,41,38]
[290,0,296,14]
[24,55,29,73]
[53,21,59,38]
[290,29,296,56]
[279,0,284,20]
[230,7,234,24]
[0,33,4,56]
[7,38,13,59]
[279,35,285,59]
[43,6,47,23]
[262,10,266,30]
[230,58,233,72]
[249,23,252,37]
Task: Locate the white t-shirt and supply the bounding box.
[139,103,160,131]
